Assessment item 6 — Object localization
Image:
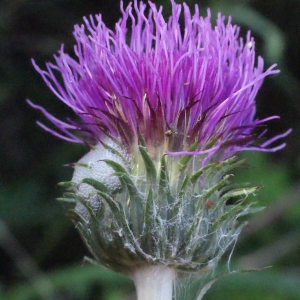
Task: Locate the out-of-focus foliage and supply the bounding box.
[0,0,299,299]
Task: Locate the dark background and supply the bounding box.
[0,0,299,299]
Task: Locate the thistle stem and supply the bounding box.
[132,265,175,300]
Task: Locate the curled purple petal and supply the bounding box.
[29,0,289,158]
[166,146,220,156]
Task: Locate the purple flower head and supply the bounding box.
[28,0,290,160]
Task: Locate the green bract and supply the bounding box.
[58,140,262,275]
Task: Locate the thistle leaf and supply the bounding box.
[214,158,246,181]
[102,159,128,174]
[57,181,74,188]
[190,163,216,185]
[159,155,169,192]
[219,186,259,203]
[114,172,143,201]
[82,178,110,194]
[100,141,129,166]
[215,156,238,170]
[113,172,144,236]
[138,130,146,147]
[63,192,77,198]
[76,209,127,269]
[57,197,76,204]
[96,191,121,220]
[177,219,196,256]
[141,187,156,253]
[246,206,265,214]
[138,145,157,183]
[211,200,244,231]
[177,141,199,172]
[196,267,271,300]
[203,174,233,201]
[178,174,190,198]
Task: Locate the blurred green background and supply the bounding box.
[0,0,299,299]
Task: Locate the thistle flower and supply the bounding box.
[28,1,290,299]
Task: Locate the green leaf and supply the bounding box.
[177,215,198,256]
[96,191,121,221]
[138,131,146,147]
[141,187,156,253]
[76,216,111,264]
[190,163,216,185]
[138,145,157,183]
[203,174,233,201]
[219,186,260,203]
[73,194,88,205]
[113,172,144,236]
[62,192,77,198]
[246,206,265,214]
[215,158,247,180]
[202,136,219,150]
[211,200,244,231]
[195,267,270,300]
[57,181,74,188]
[159,155,169,191]
[215,156,238,170]
[57,197,76,204]
[100,141,129,167]
[97,190,149,260]
[178,174,190,198]
[81,178,110,194]
[155,213,168,256]
[102,159,128,174]
[67,208,87,224]
[114,172,142,202]
[158,155,175,211]
[177,141,200,172]
[73,162,91,168]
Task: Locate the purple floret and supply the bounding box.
[28,0,290,159]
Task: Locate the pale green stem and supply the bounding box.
[132,265,175,300]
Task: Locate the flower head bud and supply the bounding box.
[30,0,290,297]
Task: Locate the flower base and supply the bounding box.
[132,265,175,300]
